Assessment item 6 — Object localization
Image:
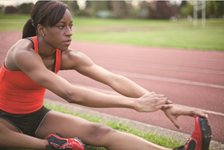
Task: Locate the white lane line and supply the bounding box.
[111,70,224,89]
[96,60,224,75]
[174,104,224,117]
[150,64,224,75]
[71,83,224,117]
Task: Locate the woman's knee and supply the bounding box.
[88,123,115,140]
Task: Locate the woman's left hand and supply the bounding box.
[162,105,208,130]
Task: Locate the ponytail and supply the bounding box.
[22,18,36,38]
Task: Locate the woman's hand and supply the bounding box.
[135,92,173,112]
[162,105,208,130]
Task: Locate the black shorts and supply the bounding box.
[0,106,50,137]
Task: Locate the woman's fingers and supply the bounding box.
[156,94,165,98]
[183,109,208,119]
[137,92,173,112]
[162,105,209,131]
[157,98,173,105]
[170,116,182,130]
[156,104,173,110]
[154,93,173,104]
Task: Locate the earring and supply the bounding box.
[42,34,45,37]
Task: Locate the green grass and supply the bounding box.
[44,104,184,149]
[0,14,30,32]
[0,14,224,50]
[72,17,224,27]
[73,26,224,50]
[72,17,190,27]
[1,103,184,150]
[71,18,224,51]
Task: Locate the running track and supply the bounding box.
[0,31,224,144]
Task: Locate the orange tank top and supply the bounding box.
[0,36,61,114]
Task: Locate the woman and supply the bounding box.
[0,1,211,150]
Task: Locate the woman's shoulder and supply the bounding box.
[8,38,38,60]
[61,48,91,70]
[13,38,35,52]
[62,48,84,60]
[7,38,38,63]
[5,38,40,70]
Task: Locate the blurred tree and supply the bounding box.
[63,1,80,16]
[111,1,128,18]
[85,1,111,17]
[179,1,187,11]
[125,1,137,18]
[84,1,130,18]
[85,1,90,9]
[147,1,178,19]
[180,1,193,17]
[18,3,34,14]
[4,6,18,14]
[138,1,150,18]
[206,1,224,18]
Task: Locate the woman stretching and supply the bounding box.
[0,1,211,150]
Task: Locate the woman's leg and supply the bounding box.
[0,119,48,149]
[36,111,171,150]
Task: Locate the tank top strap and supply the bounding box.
[29,36,38,53]
[54,49,62,73]
[28,36,61,73]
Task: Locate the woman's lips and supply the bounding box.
[64,40,71,45]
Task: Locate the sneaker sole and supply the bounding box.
[198,116,212,150]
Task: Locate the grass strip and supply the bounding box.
[72,27,224,51]
[44,104,184,149]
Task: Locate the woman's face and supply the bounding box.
[44,9,73,51]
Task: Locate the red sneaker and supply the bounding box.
[173,116,212,150]
[45,133,86,150]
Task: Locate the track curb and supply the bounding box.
[44,98,224,150]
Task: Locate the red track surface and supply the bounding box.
[0,31,224,143]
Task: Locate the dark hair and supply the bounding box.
[22,1,67,38]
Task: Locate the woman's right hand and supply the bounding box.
[135,92,173,112]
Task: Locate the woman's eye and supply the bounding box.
[69,24,73,29]
[58,25,64,29]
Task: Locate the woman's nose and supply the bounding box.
[65,26,73,36]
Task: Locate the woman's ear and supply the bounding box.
[37,24,46,37]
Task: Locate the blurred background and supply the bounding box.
[0,0,223,50]
[1,1,224,20]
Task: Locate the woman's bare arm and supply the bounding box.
[13,47,171,112]
[61,50,150,98]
